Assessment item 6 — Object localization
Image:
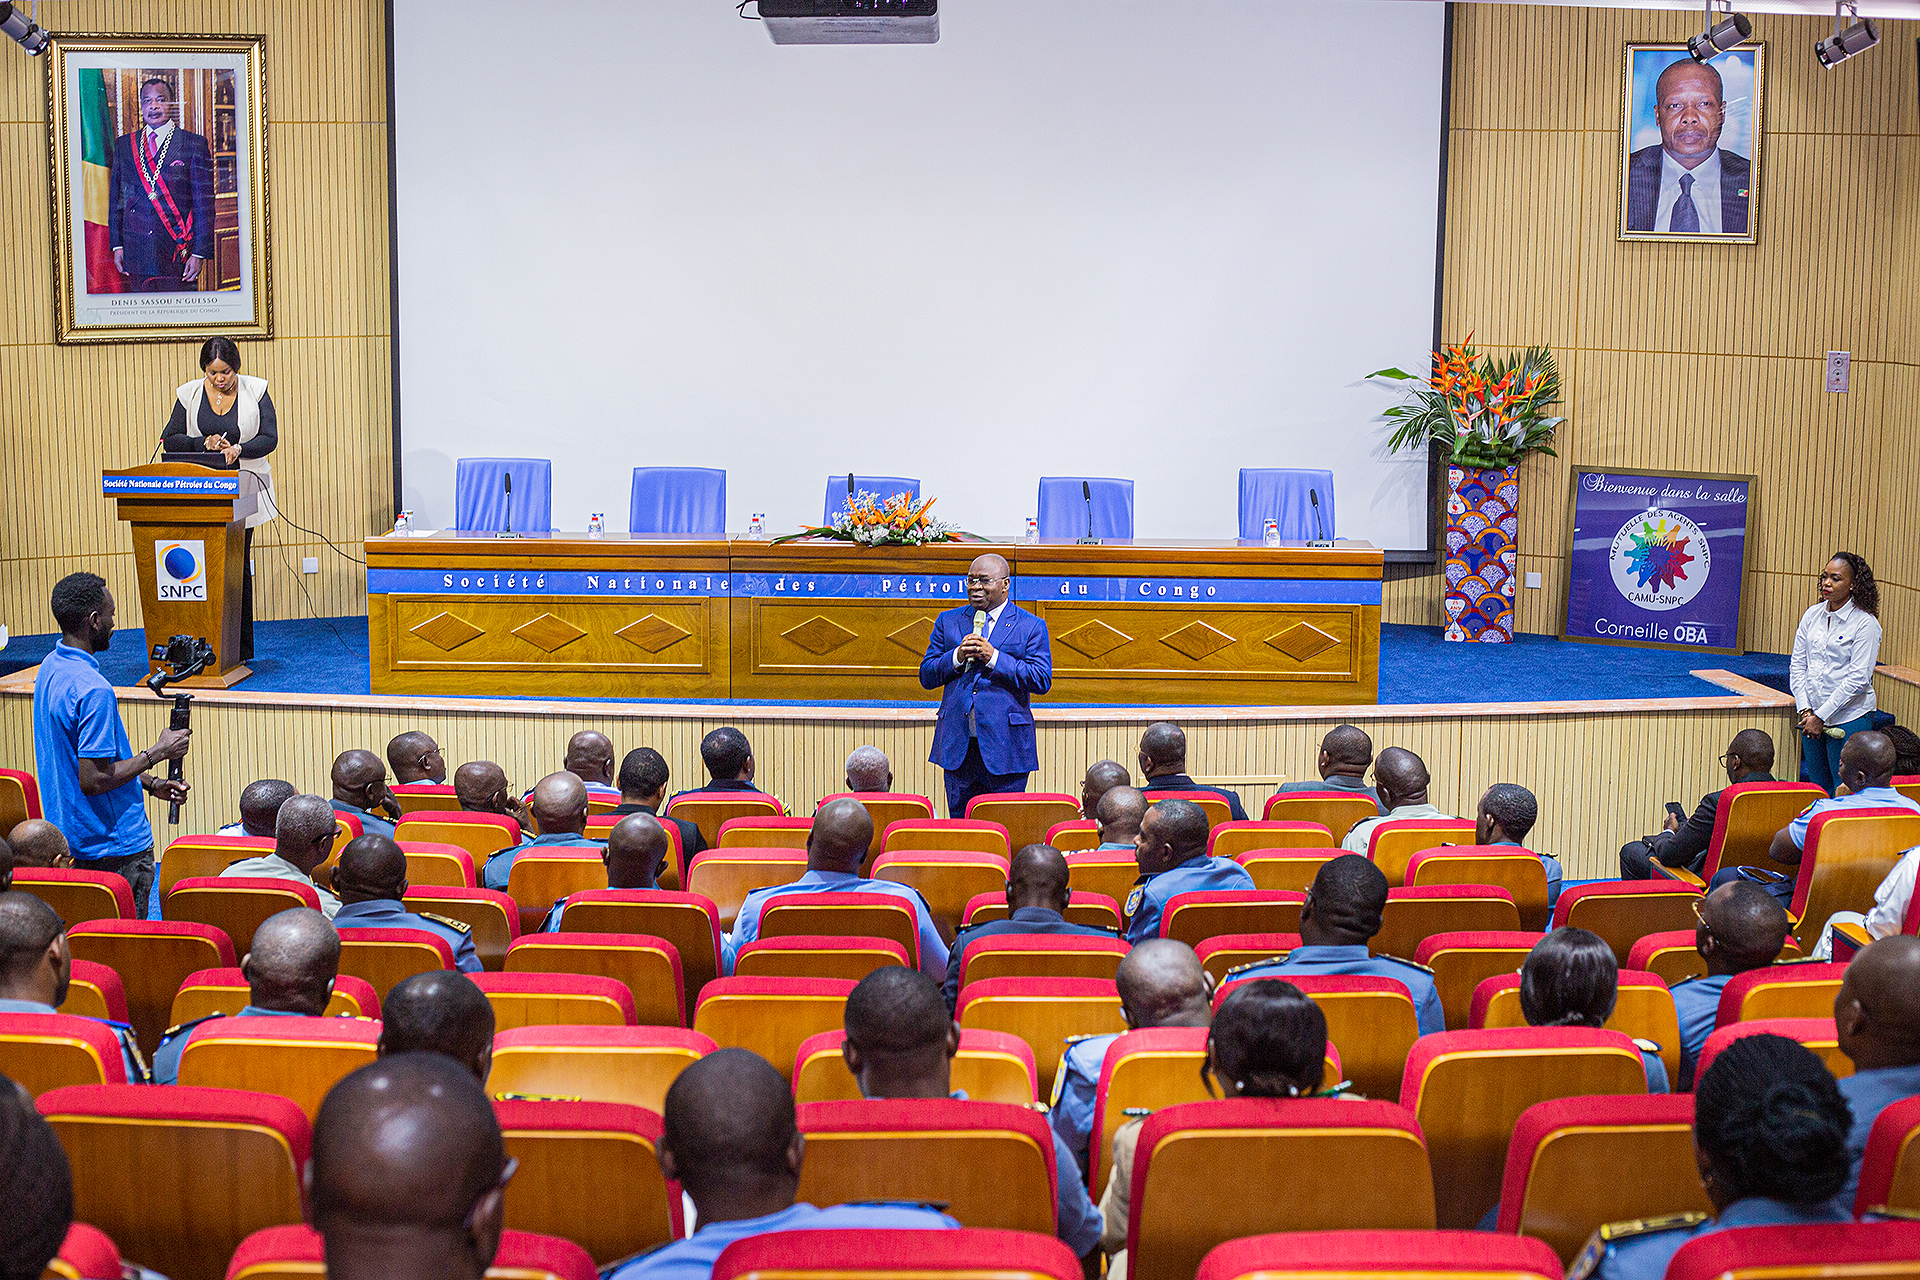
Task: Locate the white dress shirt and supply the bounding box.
[1656,149,1722,235]
[1790,597,1882,726]
[952,599,1008,672]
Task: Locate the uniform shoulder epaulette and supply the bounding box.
[490,1091,583,1102]
[1670,973,1703,986]
[843,1199,953,1214]
[1567,1213,1709,1280]
[1380,954,1435,974]
[158,1011,226,1043]
[225,856,255,868]
[1632,1037,1663,1053]
[417,910,472,934]
[1223,958,1284,978]
[1062,1032,1110,1046]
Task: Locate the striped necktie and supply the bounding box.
[1670,173,1699,233]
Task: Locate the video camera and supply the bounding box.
[147,635,215,824]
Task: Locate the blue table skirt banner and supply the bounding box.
[1562,467,1754,654]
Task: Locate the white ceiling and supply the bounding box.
[1390,0,1920,19]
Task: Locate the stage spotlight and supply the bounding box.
[1815,1,1879,67]
[1687,0,1751,63]
[0,2,48,55]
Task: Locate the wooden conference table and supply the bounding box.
[364,534,1384,705]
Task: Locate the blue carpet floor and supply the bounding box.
[1,617,1791,706]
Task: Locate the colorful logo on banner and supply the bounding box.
[1609,509,1709,611]
[156,539,207,601]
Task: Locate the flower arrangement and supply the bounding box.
[773,490,962,546]
[1367,336,1565,469]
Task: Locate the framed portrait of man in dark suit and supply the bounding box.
[1619,43,1764,244]
[45,34,272,343]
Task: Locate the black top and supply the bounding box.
[609,801,708,861]
[1141,772,1250,822]
[162,391,278,468]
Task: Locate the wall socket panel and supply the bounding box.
[1524,571,1543,589]
[1826,350,1851,393]
[302,557,320,574]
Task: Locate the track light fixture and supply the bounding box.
[1815,0,1879,68]
[1687,0,1751,63]
[0,2,48,55]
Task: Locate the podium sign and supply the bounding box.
[102,464,255,687]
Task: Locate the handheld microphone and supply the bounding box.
[1307,488,1332,547]
[497,471,522,539]
[1077,480,1100,545]
[966,608,989,672]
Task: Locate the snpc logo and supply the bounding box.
[156,540,207,601]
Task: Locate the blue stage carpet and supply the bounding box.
[2,618,1791,706]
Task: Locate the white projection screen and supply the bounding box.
[390,0,1447,550]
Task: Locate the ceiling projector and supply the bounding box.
[759,0,938,45]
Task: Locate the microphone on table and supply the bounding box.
[1077,479,1100,545]
[497,471,521,539]
[847,473,856,506]
[1308,487,1332,547]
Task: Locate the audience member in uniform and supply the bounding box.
[310,1054,513,1280]
[612,747,705,862]
[725,799,946,978]
[331,835,482,972]
[5,820,72,870]
[453,760,532,832]
[944,844,1115,1010]
[1519,928,1668,1092]
[1577,1035,1851,1280]
[1815,768,1920,956]
[1742,732,1920,917]
[1100,979,1342,1278]
[525,730,619,807]
[1272,724,1385,812]
[216,777,298,838]
[1342,748,1454,853]
[542,812,668,931]
[220,792,342,918]
[152,907,340,1084]
[1054,938,1213,1177]
[1831,935,1920,1210]
[1136,723,1247,821]
[1671,881,1791,1089]
[378,971,495,1085]
[675,727,764,798]
[483,772,602,892]
[841,966,1102,1270]
[1228,854,1443,1034]
[1095,786,1147,852]
[0,1068,74,1280]
[330,749,400,840]
[844,746,893,793]
[1619,730,1776,880]
[1080,760,1132,821]
[608,1048,956,1280]
[1123,798,1254,945]
[1478,782,1560,907]
[386,731,447,786]
[0,891,143,1081]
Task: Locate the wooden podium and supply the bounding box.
[103,464,255,687]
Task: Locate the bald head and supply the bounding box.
[1837,937,1920,1072]
[6,820,70,869]
[807,799,872,874]
[1136,798,1209,877]
[275,794,341,876]
[1097,784,1147,843]
[331,835,408,904]
[530,771,588,835]
[659,1048,803,1209]
[243,908,339,1015]
[0,891,67,1005]
[1700,880,1790,974]
[332,749,385,794]
[1139,722,1188,777]
[564,730,615,785]
[238,778,298,837]
[1081,759,1132,819]
[1116,939,1213,1029]
[453,761,511,814]
[607,812,666,889]
[1372,747,1430,809]
[1839,731,1898,793]
[1726,729,1775,779]
[844,746,892,794]
[311,1055,507,1279]
[966,553,1011,611]
[1319,724,1373,778]
[1007,844,1070,913]
[378,972,496,1085]
[387,732,445,785]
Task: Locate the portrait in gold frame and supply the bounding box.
[1618,41,1764,245]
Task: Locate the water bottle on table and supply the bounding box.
[587,512,604,537]
[1262,518,1280,547]
[748,513,766,539]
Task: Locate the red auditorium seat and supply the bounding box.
[164,877,321,955]
[671,793,788,848]
[1550,881,1702,963]
[1045,818,1102,853]
[1088,1026,1214,1194]
[0,765,42,830]
[1625,929,1802,984]
[1713,961,1848,1027]
[403,884,521,970]
[1405,847,1550,932]
[736,934,911,982]
[493,1098,682,1264]
[65,918,235,1055]
[488,1025,713,1112]
[1263,791,1383,844]
[169,967,377,1023]
[397,840,477,887]
[556,889,723,997]
[713,815,813,850]
[1144,790,1234,830]
[1064,850,1142,904]
[711,1229,1084,1280]
[966,792,1082,852]
[1209,821,1337,860]
[869,849,1009,932]
[505,932,684,1026]
[175,1016,381,1121]
[1414,931,1544,1030]
[1654,781,1827,889]
[1236,851,1340,894]
[392,811,522,870]
[685,850,809,929]
[61,959,129,1023]
[1126,1098,1436,1280]
[957,933,1131,986]
[963,890,1123,933]
[1364,818,1479,887]
[793,1028,1038,1105]
[1695,1017,1851,1081]
[1497,1094,1707,1262]
[1664,1221,1920,1280]
[226,1225,599,1280]
[585,815,685,887]
[1195,1229,1566,1280]
[389,781,459,813]
[1790,808,1920,949]
[42,1084,308,1280]
[694,977,855,1083]
[758,891,920,966]
[1218,973,1420,1103]
[1471,970,1682,1084]
[795,1098,1057,1233]
[818,792,937,863]
[1401,1027,1649,1228]
[505,850,607,926]
[335,926,454,1000]
[956,976,1127,1098]
[472,971,638,1028]
[9,867,134,922]
[47,1222,123,1279]
[1194,932,1299,984]
[1855,1095,1920,1215]
[1373,885,1522,962]
[159,834,273,895]
[1161,890,1303,948]
[0,1012,131,1093]
[880,817,1011,858]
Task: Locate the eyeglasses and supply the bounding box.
[1691,898,1714,937]
[965,575,1008,586]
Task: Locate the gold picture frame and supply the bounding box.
[1618,41,1764,245]
[45,32,272,343]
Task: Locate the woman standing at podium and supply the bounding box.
[160,336,277,662]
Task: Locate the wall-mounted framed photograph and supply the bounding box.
[1619,42,1764,244]
[45,33,272,343]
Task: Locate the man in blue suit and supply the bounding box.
[920,554,1052,819]
[108,78,215,291]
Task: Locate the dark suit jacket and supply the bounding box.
[942,906,1115,1010]
[1143,772,1249,823]
[108,128,216,274]
[1625,145,1750,234]
[920,602,1052,777]
[610,801,706,864]
[1650,770,1778,874]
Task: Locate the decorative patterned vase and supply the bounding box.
[1443,464,1518,643]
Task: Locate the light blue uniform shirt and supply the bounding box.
[333,898,482,972]
[725,869,948,978]
[1122,855,1255,944]
[0,997,145,1083]
[1582,1198,1850,1280]
[609,1200,958,1280]
[1051,1031,1122,1179]
[150,1004,307,1085]
[1672,973,1732,1090]
[1230,943,1446,1036]
[1788,787,1920,850]
[331,800,397,842]
[481,830,603,891]
[32,641,151,861]
[1835,1062,1920,1212]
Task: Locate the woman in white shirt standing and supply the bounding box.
[1790,552,1883,794]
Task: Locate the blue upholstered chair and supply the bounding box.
[1238,468,1335,541]
[629,467,727,535]
[823,475,919,525]
[1037,477,1134,541]
[455,458,552,533]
